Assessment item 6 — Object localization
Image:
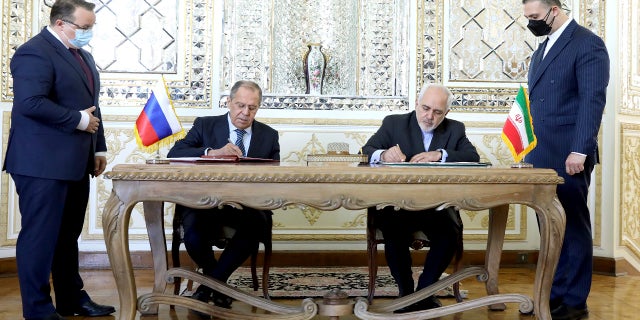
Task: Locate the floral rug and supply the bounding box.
[222,267,467,299]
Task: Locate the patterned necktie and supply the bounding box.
[234,129,246,156]
[69,48,94,95]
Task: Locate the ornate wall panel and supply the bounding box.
[619,0,640,263]
[448,0,535,82]
[621,0,640,115]
[1,0,214,108]
[221,0,410,110]
[418,0,605,113]
[620,124,640,257]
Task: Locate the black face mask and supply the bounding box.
[527,8,555,36]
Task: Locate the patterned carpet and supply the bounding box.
[223,267,466,298]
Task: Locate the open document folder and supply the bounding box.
[380,162,492,167]
[167,155,279,163]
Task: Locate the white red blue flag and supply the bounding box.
[134,78,184,150]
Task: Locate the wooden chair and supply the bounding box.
[170,206,272,300]
[366,207,464,303]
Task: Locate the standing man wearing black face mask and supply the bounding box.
[522,1,609,320]
[4,0,114,319]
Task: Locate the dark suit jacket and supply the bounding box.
[168,113,280,160]
[4,27,105,181]
[525,20,609,169]
[362,111,479,162]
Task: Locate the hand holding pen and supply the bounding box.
[205,139,244,157]
[226,138,245,157]
[381,144,406,162]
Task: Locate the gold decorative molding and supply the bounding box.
[105,164,564,185]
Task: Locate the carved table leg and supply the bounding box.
[102,189,137,320]
[140,201,168,315]
[485,204,508,311]
[533,196,566,320]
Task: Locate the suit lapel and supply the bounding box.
[41,29,94,96]
[247,123,262,157]
[408,112,426,153]
[529,20,578,92]
[214,114,230,147]
[429,120,451,151]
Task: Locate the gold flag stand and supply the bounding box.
[511,159,533,168]
[146,149,169,164]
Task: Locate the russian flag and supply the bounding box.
[135,79,184,148]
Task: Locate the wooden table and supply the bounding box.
[102,163,564,320]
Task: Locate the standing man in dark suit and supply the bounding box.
[3,1,115,319]
[167,80,279,311]
[523,1,609,319]
[362,83,479,312]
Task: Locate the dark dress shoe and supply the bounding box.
[26,313,67,320]
[394,295,442,313]
[551,303,589,320]
[211,290,233,309]
[58,299,115,317]
[189,286,213,319]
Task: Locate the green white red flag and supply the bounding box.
[501,86,537,162]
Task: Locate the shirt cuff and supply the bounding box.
[204,147,213,156]
[95,152,106,157]
[438,149,448,162]
[571,152,587,157]
[370,149,384,163]
[76,110,89,130]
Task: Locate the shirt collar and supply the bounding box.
[46,25,69,49]
[548,17,572,43]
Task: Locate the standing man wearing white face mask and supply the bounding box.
[4,0,112,319]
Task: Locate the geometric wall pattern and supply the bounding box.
[0,0,608,247]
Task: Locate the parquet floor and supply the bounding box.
[0,268,638,319]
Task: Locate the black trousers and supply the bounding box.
[372,206,462,297]
[178,204,270,283]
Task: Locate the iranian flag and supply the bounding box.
[501,86,537,162]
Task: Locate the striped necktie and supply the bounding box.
[234,129,246,156]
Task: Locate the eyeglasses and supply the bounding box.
[62,19,93,31]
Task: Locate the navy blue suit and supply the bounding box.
[3,28,105,318]
[362,112,479,296]
[525,20,609,308]
[168,114,279,283]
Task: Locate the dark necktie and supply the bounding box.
[533,39,548,72]
[234,129,246,156]
[69,48,94,95]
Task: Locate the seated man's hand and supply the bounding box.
[409,151,441,163]
[382,145,406,162]
[207,143,244,157]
